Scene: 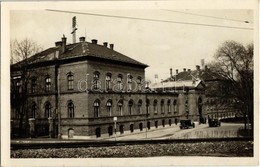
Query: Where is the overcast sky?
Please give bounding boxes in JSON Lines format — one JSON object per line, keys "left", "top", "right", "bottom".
{"left": 10, "top": 7, "right": 253, "bottom": 82}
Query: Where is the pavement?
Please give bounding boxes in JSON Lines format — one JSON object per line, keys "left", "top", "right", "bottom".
{"left": 11, "top": 122, "right": 244, "bottom": 143}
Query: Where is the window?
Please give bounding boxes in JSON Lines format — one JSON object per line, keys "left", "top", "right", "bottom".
{"left": 167, "top": 99, "right": 171, "bottom": 113}
{"left": 173, "top": 100, "right": 177, "bottom": 114}
{"left": 105, "top": 73, "right": 112, "bottom": 91}
{"left": 16, "top": 79, "right": 22, "bottom": 94}
{"left": 31, "top": 78, "right": 37, "bottom": 93}
{"left": 45, "top": 76, "right": 51, "bottom": 92}
{"left": 185, "top": 100, "right": 189, "bottom": 116}
{"left": 161, "top": 99, "right": 165, "bottom": 114}
{"left": 128, "top": 100, "right": 133, "bottom": 115}
{"left": 127, "top": 74, "right": 133, "bottom": 91}
{"left": 31, "top": 102, "right": 37, "bottom": 118}
{"left": 68, "top": 101, "right": 74, "bottom": 118}
{"left": 117, "top": 74, "right": 123, "bottom": 91}
{"left": 146, "top": 99, "right": 150, "bottom": 114}
{"left": 138, "top": 100, "right": 142, "bottom": 114}
{"left": 106, "top": 100, "right": 112, "bottom": 116}
{"left": 93, "top": 71, "right": 100, "bottom": 90}
{"left": 94, "top": 100, "right": 100, "bottom": 117}
{"left": 137, "top": 77, "right": 142, "bottom": 91}
{"left": 45, "top": 102, "right": 52, "bottom": 118}
{"left": 118, "top": 100, "right": 123, "bottom": 116}
{"left": 153, "top": 100, "right": 158, "bottom": 115}
{"left": 67, "top": 73, "right": 74, "bottom": 90}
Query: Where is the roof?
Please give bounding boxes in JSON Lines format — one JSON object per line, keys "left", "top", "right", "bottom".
{"left": 162, "top": 69, "right": 225, "bottom": 83}
{"left": 150, "top": 79, "right": 203, "bottom": 89}
{"left": 12, "top": 41, "right": 148, "bottom": 68}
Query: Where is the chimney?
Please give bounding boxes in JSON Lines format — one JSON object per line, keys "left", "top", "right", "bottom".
{"left": 55, "top": 41, "right": 62, "bottom": 47}
{"left": 183, "top": 68, "right": 186, "bottom": 72}
{"left": 201, "top": 59, "right": 205, "bottom": 69}
{"left": 188, "top": 69, "right": 191, "bottom": 72}
{"left": 91, "top": 39, "right": 98, "bottom": 44}
{"left": 170, "top": 68, "right": 173, "bottom": 77}
{"left": 62, "top": 35, "right": 67, "bottom": 53}
{"left": 110, "top": 44, "right": 114, "bottom": 50}
{"left": 103, "top": 42, "right": 108, "bottom": 47}
{"left": 176, "top": 69, "right": 178, "bottom": 75}
{"left": 205, "top": 65, "right": 208, "bottom": 71}
{"left": 196, "top": 65, "right": 200, "bottom": 71}
{"left": 79, "top": 37, "right": 85, "bottom": 42}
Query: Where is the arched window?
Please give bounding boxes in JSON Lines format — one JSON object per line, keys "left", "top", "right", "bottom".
{"left": 31, "top": 77, "right": 37, "bottom": 93}
{"left": 106, "top": 100, "right": 112, "bottom": 116}
{"left": 127, "top": 74, "right": 133, "bottom": 91}
{"left": 93, "top": 71, "right": 100, "bottom": 90}
{"left": 117, "top": 74, "right": 123, "bottom": 91}
{"left": 167, "top": 99, "right": 171, "bottom": 113}
{"left": 118, "top": 99, "right": 123, "bottom": 116}
{"left": 173, "top": 99, "right": 177, "bottom": 114}
{"left": 31, "top": 102, "right": 37, "bottom": 118}
{"left": 68, "top": 101, "right": 74, "bottom": 118}
{"left": 94, "top": 99, "right": 100, "bottom": 117}
{"left": 45, "top": 76, "right": 51, "bottom": 92}
{"left": 105, "top": 73, "right": 112, "bottom": 91}
{"left": 67, "top": 73, "right": 74, "bottom": 90}
{"left": 137, "top": 76, "right": 142, "bottom": 91}
{"left": 45, "top": 102, "right": 52, "bottom": 118}
{"left": 128, "top": 100, "right": 134, "bottom": 115}
{"left": 161, "top": 99, "right": 165, "bottom": 114}
{"left": 153, "top": 100, "right": 158, "bottom": 115}
{"left": 146, "top": 99, "right": 150, "bottom": 114}
{"left": 138, "top": 99, "right": 142, "bottom": 114}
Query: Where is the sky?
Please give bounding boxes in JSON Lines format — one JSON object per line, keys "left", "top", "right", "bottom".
{"left": 10, "top": 7, "right": 254, "bottom": 82}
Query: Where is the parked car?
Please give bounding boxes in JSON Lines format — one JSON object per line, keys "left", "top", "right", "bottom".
{"left": 179, "top": 119, "right": 195, "bottom": 129}
{"left": 209, "top": 119, "right": 221, "bottom": 127}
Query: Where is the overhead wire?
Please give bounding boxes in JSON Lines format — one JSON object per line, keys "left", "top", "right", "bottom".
{"left": 46, "top": 9, "right": 253, "bottom": 30}
{"left": 161, "top": 9, "right": 252, "bottom": 24}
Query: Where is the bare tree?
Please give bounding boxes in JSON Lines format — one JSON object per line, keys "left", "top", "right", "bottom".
{"left": 208, "top": 40, "right": 253, "bottom": 133}
{"left": 11, "top": 38, "right": 42, "bottom": 137}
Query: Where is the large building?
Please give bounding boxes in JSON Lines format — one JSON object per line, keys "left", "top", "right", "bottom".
{"left": 11, "top": 35, "right": 236, "bottom": 139}
{"left": 11, "top": 36, "right": 181, "bottom": 139}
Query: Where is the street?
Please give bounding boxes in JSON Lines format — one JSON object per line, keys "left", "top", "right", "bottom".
{"left": 109, "top": 122, "right": 243, "bottom": 140}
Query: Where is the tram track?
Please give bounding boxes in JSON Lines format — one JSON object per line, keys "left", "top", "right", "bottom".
{"left": 11, "top": 137, "right": 253, "bottom": 150}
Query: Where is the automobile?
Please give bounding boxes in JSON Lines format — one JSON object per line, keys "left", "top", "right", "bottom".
{"left": 208, "top": 119, "right": 221, "bottom": 127}
{"left": 179, "top": 119, "right": 195, "bottom": 129}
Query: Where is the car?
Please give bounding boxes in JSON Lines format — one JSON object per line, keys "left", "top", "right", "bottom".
{"left": 179, "top": 119, "right": 195, "bottom": 129}
{"left": 208, "top": 119, "right": 221, "bottom": 127}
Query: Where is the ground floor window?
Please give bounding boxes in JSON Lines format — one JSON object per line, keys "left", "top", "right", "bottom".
{"left": 155, "top": 121, "right": 158, "bottom": 128}
{"left": 139, "top": 123, "right": 143, "bottom": 131}
{"left": 96, "top": 127, "right": 101, "bottom": 138}
{"left": 147, "top": 121, "right": 150, "bottom": 130}
{"left": 119, "top": 125, "right": 124, "bottom": 134}
{"left": 162, "top": 119, "right": 165, "bottom": 127}
{"left": 169, "top": 119, "right": 172, "bottom": 126}
{"left": 130, "top": 124, "right": 134, "bottom": 133}
{"left": 108, "top": 126, "right": 113, "bottom": 136}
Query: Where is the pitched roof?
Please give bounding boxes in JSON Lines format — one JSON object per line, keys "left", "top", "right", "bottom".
{"left": 12, "top": 41, "right": 148, "bottom": 68}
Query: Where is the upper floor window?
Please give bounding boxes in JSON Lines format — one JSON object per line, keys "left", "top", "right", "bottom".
{"left": 138, "top": 100, "right": 142, "bottom": 114}
{"left": 106, "top": 100, "right": 112, "bottom": 116}
{"left": 167, "top": 99, "right": 171, "bottom": 113}
{"left": 16, "top": 79, "right": 22, "bottom": 94}
{"left": 105, "top": 73, "right": 112, "bottom": 91}
{"left": 185, "top": 100, "right": 189, "bottom": 115}
{"left": 128, "top": 100, "right": 134, "bottom": 115}
{"left": 153, "top": 99, "right": 158, "bottom": 115}
{"left": 68, "top": 101, "right": 74, "bottom": 118}
{"left": 117, "top": 74, "right": 123, "bottom": 91}
{"left": 146, "top": 99, "right": 150, "bottom": 114}
{"left": 127, "top": 74, "right": 133, "bottom": 91}
{"left": 94, "top": 99, "right": 100, "bottom": 118}
{"left": 161, "top": 99, "right": 165, "bottom": 114}
{"left": 173, "top": 99, "right": 177, "bottom": 113}
{"left": 93, "top": 71, "right": 100, "bottom": 90}
{"left": 67, "top": 73, "right": 74, "bottom": 90}
{"left": 45, "top": 102, "right": 52, "bottom": 118}
{"left": 31, "top": 78, "right": 37, "bottom": 93}
{"left": 45, "top": 76, "right": 51, "bottom": 92}
{"left": 118, "top": 99, "right": 123, "bottom": 116}
{"left": 137, "top": 77, "right": 142, "bottom": 91}
{"left": 31, "top": 102, "right": 37, "bottom": 118}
